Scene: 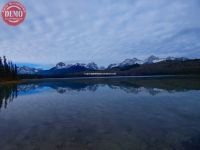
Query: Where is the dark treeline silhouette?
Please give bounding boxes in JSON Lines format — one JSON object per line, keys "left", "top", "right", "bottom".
{"left": 0, "top": 84, "right": 18, "bottom": 110}
{"left": 0, "top": 56, "right": 18, "bottom": 81}
{"left": 109, "top": 59, "right": 200, "bottom": 76}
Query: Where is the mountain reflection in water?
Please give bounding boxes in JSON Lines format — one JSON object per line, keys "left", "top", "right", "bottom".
{"left": 1, "top": 77, "right": 200, "bottom": 110}
{"left": 0, "top": 77, "right": 200, "bottom": 150}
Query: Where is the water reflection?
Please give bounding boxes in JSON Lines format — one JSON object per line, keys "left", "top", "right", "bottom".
{"left": 19, "top": 77, "right": 200, "bottom": 95}
{"left": 1, "top": 77, "right": 200, "bottom": 110}
{"left": 0, "top": 84, "right": 18, "bottom": 110}
{"left": 0, "top": 77, "right": 200, "bottom": 150}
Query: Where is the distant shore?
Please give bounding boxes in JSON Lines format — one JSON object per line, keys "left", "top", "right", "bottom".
{"left": 1, "top": 74, "right": 200, "bottom": 85}
{"left": 0, "top": 80, "right": 21, "bottom": 85}
{"left": 21, "top": 74, "right": 200, "bottom": 82}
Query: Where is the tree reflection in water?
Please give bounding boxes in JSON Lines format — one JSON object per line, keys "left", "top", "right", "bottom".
{"left": 0, "top": 84, "right": 18, "bottom": 110}
{"left": 1, "top": 76, "right": 200, "bottom": 110}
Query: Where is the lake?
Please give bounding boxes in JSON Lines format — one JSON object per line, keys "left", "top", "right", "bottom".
{"left": 0, "top": 77, "right": 200, "bottom": 150}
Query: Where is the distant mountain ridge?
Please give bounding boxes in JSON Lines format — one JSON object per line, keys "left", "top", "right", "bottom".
{"left": 17, "top": 62, "right": 99, "bottom": 74}
{"left": 17, "top": 66, "right": 42, "bottom": 74}
{"left": 52, "top": 62, "right": 98, "bottom": 70}
{"left": 107, "top": 55, "right": 189, "bottom": 69}
{"left": 37, "top": 62, "right": 100, "bottom": 76}
{"left": 17, "top": 55, "right": 194, "bottom": 75}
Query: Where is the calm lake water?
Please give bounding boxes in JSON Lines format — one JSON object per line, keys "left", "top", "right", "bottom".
{"left": 0, "top": 77, "right": 200, "bottom": 150}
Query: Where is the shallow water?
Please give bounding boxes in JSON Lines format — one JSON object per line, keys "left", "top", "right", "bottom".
{"left": 0, "top": 77, "right": 200, "bottom": 150}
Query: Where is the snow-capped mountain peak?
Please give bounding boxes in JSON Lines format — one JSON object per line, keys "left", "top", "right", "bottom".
{"left": 56, "top": 62, "right": 66, "bottom": 69}
{"left": 52, "top": 62, "right": 99, "bottom": 71}
{"left": 74, "top": 63, "right": 86, "bottom": 67}
{"left": 144, "top": 55, "right": 165, "bottom": 64}
{"left": 175, "top": 57, "right": 188, "bottom": 61}
{"left": 107, "top": 64, "right": 118, "bottom": 69}
{"left": 18, "top": 56, "right": 190, "bottom": 75}
{"left": 86, "top": 62, "right": 98, "bottom": 70}
{"left": 17, "top": 66, "right": 42, "bottom": 74}
{"left": 166, "top": 56, "right": 176, "bottom": 61}
{"left": 119, "top": 58, "right": 143, "bottom": 67}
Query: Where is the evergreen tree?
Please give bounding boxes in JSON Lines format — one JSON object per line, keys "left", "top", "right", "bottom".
{"left": 0, "top": 56, "right": 18, "bottom": 81}
{"left": 0, "top": 57, "right": 3, "bottom": 78}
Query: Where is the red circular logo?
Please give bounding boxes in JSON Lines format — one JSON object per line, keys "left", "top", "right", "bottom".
{"left": 1, "top": 1, "right": 26, "bottom": 26}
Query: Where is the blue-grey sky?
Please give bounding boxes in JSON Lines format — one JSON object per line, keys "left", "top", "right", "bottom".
{"left": 0, "top": 0, "right": 200, "bottom": 68}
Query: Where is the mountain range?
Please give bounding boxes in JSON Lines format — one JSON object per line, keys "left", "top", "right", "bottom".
{"left": 17, "top": 55, "right": 197, "bottom": 76}
{"left": 17, "top": 66, "right": 43, "bottom": 74}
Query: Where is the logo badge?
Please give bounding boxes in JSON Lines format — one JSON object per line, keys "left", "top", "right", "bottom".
{"left": 1, "top": 1, "right": 26, "bottom": 26}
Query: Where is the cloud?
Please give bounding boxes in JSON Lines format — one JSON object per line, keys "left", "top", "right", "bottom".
{"left": 0, "top": 0, "right": 200, "bottom": 67}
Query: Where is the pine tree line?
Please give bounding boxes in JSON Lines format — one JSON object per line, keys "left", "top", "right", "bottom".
{"left": 0, "top": 56, "right": 18, "bottom": 81}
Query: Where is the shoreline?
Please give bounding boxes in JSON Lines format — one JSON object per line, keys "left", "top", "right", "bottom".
{"left": 1, "top": 74, "right": 200, "bottom": 84}
{"left": 0, "top": 80, "right": 21, "bottom": 85}
{"left": 21, "top": 74, "right": 200, "bottom": 82}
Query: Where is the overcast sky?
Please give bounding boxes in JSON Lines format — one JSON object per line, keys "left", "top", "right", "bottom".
{"left": 0, "top": 0, "right": 200, "bottom": 68}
